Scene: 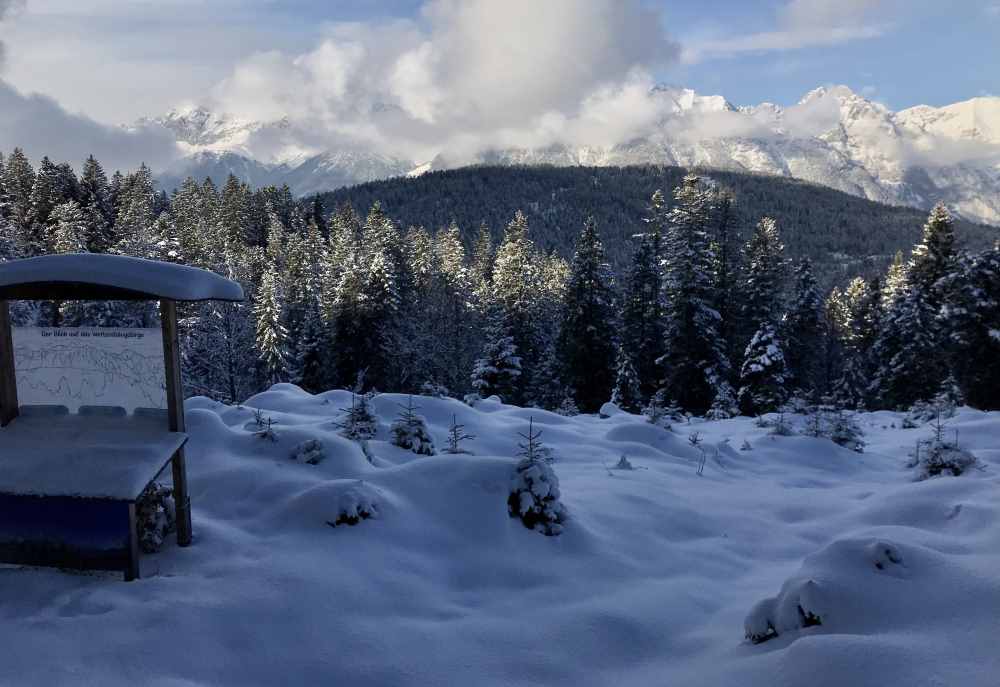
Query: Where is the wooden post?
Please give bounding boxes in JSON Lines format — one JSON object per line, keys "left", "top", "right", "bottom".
{"left": 161, "top": 300, "right": 192, "bottom": 547}
{"left": 0, "top": 300, "right": 19, "bottom": 427}
{"left": 126, "top": 501, "right": 140, "bottom": 581}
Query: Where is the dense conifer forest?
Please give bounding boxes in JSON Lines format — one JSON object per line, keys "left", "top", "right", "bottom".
{"left": 1, "top": 149, "right": 998, "bottom": 414}
{"left": 315, "top": 165, "right": 997, "bottom": 287}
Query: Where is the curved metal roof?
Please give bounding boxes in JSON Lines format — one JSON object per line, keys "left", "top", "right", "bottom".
{"left": 0, "top": 254, "right": 244, "bottom": 302}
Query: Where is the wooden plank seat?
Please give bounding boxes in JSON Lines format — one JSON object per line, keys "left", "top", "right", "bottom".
{"left": 0, "top": 408, "right": 188, "bottom": 580}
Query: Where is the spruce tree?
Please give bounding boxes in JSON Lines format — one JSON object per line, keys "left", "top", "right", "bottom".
{"left": 740, "top": 216, "right": 787, "bottom": 345}
{"left": 621, "top": 219, "right": 664, "bottom": 402}
{"left": 50, "top": 201, "right": 88, "bottom": 254}
{"left": 908, "top": 203, "right": 956, "bottom": 298}
{"left": 557, "top": 217, "right": 616, "bottom": 412}
{"left": 254, "top": 264, "right": 290, "bottom": 386}
{"left": 471, "top": 308, "right": 522, "bottom": 401}
{"left": 658, "top": 175, "right": 731, "bottom": 415}
{"left": 610, "top": 346, "right": 643, "bottom": 413}
{"left": 738, "top": 322, "right": 789, "bottom": 416}
{"left": 938, "top": 245, "right": 1000, "bottom": 409}
{"left": 868, "top": 289, "right": 942, "bottom": 409}
{"left": 2, "top": 148, "right": 34, "bottom": 237}
{"left": 783, "top": 258, "right": 824, "bottom": 396}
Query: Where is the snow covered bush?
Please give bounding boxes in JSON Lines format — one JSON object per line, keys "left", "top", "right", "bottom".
{"left": 419, "top": 381, "right": 450, "bottom": 398}
{"left": 136, "top": 482, "right": 176, "bottom": 553}
{"left": 325, "top": 480, "right": 381, "bottom": 528}
{"left": 507, "top": 418, "right": 566, "bottom": 536}
{"left": 913, "top": 422, "right": 978, "bottom": 479}
{"left": 555, "top": 394, "right": 580, "bottom": 417}
{"left": 336, "top": 393, "right": 378, "bottom": 441}
{"left": 390, "top": 396, "right": 436, "bottom": 455}
{"left": 829, "top": 411, "right": 865, "bottom": 453}
{"left": 291, "top": 438, "right": 324, "bottom": 465}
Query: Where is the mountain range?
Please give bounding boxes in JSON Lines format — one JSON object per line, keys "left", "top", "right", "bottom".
{"left": 144, "top": 85, "right": 1000, "bottom": 225}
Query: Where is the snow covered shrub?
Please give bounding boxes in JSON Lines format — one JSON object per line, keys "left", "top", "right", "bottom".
{"left": 829, "top": 411, "right": 865, "bottom": 453}
{"left": 325, "top": 480, "right": 380, "bottom": 528}
{"left": 769, "top": 412, "right": 795, "bottom": 437}
{"left": 555, "top": 394, "right": 580, "bottom": 417}
{"left": 254, "top": 417, "right": 278, "bottom": 442}
{"left": 643, "top": 391, "right": 677, "bottom": 429}
{"left": 291, "top": 439, "right": 324, "bottom": 465}
{"left": 740, "top": 438, "right": 753, "bottom": 451}
{"left": 136, "top": 482, "right": 176, "bottom": 553}
{"left": 913, "top": 422, "right": 977, "bottom": 478}
{"left": 420, "top": 380, "right": 450, "bottom": 398}
{"left": 336, "top": 393, "right": 377, "bottom": 441}
{"left": 390, "top": 396, "right": 436, "bottom": 455}
{"left": 443, "top": 414, "right": 475, "bottom": 455}
{"left": 613, "top": 454, "right": 634, "bottom": 470}
{"left": 745, "top": 578, "right": 824, "bottom": 645}
{"left": 508, "top": 418, "right": 566, "bottom": 536}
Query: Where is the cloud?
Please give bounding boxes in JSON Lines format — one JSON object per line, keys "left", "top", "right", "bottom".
{"left": 210, "top": 0, "right": 679, "bottom": 163}
{"left": 684, "top": 0, "right": 892, "bottom": 62}
{"left": 0, "top": 0, "right": 26, "bottom": 70}
{"left": 0, "top": 81, "right": 181, "bottom": 172}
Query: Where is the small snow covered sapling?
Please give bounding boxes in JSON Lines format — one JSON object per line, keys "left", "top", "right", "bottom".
{"left": 829, "top": 411, "right": 865, "bottom": 453}
{"left": 615, "top": 454, "right": 634, "bottom": 470}
{"left": 255, "top": 416, "right": 278, "bottom": 442}
{"left": 336, "top": 392, "right": 378, "bottom": 441}
{"left": 769, "top": 412, "right": 794, "bottom": 437}
{"left": 390, "top": 396, "right": 436, "bottom": 455}
{"left": 556, "top": 394, "right": 580, "bottom": 417}
{"left": 508, "top": 417, "right": 567, "bottom": 536}
{"left": 443, "top": 414, "right": 475, "bottom": 455}
{"left": 914, "top": 415, "right": 978, "bottom": 479}
{"left": 643, "top": 391, "right": 672, "bottom": 430}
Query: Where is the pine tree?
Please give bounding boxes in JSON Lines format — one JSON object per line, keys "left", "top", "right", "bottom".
{"left": 783, "top": 258, "right": 825, "bottom": 396}
{"left": 882, "top": 250, "right": 908, "bottom": 310}
{"left": 489, "top": 210, "right": 542, "bottom": 404}
{"left": 610, "top": 345, "right": 643, "bottom": 413}
{"left": 740, "top": 216, "right": 788, "bottom": 345}
{"left": 908, "top": 203, "right": 956, "bottom": 297}
{"left": 2, "top": 148, "right": 34, "bottom": 232}
{"left": 254, "top": 264, "right": 290, "bottom": 386}
{"left": 471, "top": 308, "right": 522, "bottom": 401}
{"left": 738, "top": 322, "right": 789, "bottom": 416}
{"left": 390, "top": 396, "right": 436, "bottom": 455}
{"left": 557, "top": 217, "right": 616, "bottom": 412}
{"left": 27, "top": 156, "right": 63, "bottom": 253}
{"left": 938, "top": 245, "right": 1000, "bottom": 409}
{"left": 868, "top": 289, "right": 942, "bottom": 409}
{"left": 658, "top": 175, "right": 732, "bottom": 415}
{"left": 621, "top": 208, "right": 664, "bottom": 402}
{"left": 50, "top": 201, "right": 88, "bottom": 253}
{"left": 114, "top": 164, "right": 156, "bottom": 255}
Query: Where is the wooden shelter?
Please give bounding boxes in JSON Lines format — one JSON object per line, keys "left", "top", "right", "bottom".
{"left": 0, "top": 254, "right": 243, "bottom": 580}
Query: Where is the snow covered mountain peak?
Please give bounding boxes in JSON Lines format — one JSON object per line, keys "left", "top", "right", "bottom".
{"left": 150, "top": 86, "right": 1000, "bottom": 226}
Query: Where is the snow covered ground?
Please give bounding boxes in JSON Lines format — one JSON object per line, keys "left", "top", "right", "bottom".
{"left": 1, "top": 387, "right": 998, "bottom": 686}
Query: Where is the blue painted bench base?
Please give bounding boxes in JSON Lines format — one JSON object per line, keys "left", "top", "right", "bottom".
{"left": 0, "top": 493, "right": 139, "bottom": 580}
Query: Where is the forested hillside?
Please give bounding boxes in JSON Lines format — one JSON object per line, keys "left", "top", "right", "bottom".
{"left": 315, "top": 165, "right": 997, "bottom": 286}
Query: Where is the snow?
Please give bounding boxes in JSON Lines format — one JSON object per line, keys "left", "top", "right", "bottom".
{"left": 0, "top": 412, "right": 185, "bottom": 499}
{"left": 1, "top": 387, "right": 999, "bottom": 685}
{"left": 0, "top": 254, "right": 244, "bottom": 302}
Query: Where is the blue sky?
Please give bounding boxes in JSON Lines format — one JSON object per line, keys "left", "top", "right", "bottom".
{"left": 238, "top": 0, "right": 999, "bottom": 110}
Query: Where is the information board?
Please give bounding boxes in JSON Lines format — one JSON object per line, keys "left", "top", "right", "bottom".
{"left": 12, "top": 327, "right": 166, "bottom": 412}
